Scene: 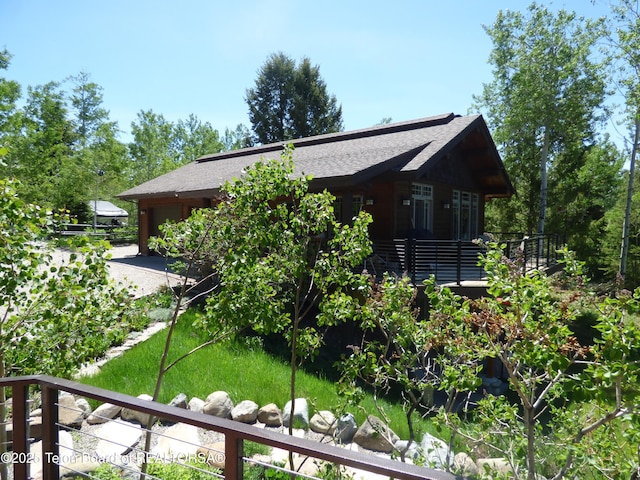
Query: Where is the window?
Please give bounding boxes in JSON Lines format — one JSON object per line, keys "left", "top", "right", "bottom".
{"left": 333, "top": 196, "right": 343, "bottom": 221}
{"left": 411, "top": 184, "right": 433, "bottom": 234}
{"left": 452, "top": 190, "right": 479, "bottom": 240}
{"left": 352, "top": 195, "right": 363, "bottom": 218}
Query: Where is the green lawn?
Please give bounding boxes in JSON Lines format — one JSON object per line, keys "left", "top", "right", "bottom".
{"left": 79, "top": 309, "right": 435, "bottom": 440}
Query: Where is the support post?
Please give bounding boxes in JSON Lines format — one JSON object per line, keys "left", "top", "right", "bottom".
{"left": 41, "top": 386, "right": 59, "bottom": 480}
{"left": 224, "top": 433, "right": 244, "bottom": 480}
{"left": 10, "top": 384, "right": 29, "bottom": 480}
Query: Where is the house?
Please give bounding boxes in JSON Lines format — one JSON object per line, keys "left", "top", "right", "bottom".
{"left": 118, "top": 113, "right": 515, "bottom": 279}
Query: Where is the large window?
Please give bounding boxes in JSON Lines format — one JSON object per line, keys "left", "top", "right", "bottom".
{"left": 452, "top": 190, "right": 479, "bottom": 240}
{"left": 412, "top": 184, "right": 433, "bottom": 234}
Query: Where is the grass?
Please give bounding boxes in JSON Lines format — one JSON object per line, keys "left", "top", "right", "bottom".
{"left": 79, "top": 309, "right": 435, "bottom": 440}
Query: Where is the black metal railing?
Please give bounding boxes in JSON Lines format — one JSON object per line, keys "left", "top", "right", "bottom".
{"left": 367, "top": 234, "right": 562, "bottom": 286}
{"left": 0, "top": 375, "right": 461, "bottom": 480}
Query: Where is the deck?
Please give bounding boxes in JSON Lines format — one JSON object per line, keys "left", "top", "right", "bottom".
{"left": 366, "top": 234, "right": 562, "bottom": 287}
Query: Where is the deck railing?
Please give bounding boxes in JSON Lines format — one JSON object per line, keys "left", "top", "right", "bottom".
{"left": 0, "top": 375, "right": 461, "bottom": 480}
{"left": 368, "top": 234, "right": 562, "bottom": 285}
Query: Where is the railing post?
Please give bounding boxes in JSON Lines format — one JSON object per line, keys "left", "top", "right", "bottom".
{"left": 406, "top": 238, "right": 415, "bottom": 284}
{"left": 224, "top": 432, "right": 244, "bottom": 480}
{"left": 41, "top": 385, "right": 59, "bottom": 480}
{"left": 456, "top": 240, "right": 462, "bottom": 286}
{"left": 10, "top": 383, "right": 29, "bottom": 480}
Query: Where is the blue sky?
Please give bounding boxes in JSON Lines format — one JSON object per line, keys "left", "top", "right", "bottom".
{"left": 1, "top": 1, "right": 615, "bottom": 142}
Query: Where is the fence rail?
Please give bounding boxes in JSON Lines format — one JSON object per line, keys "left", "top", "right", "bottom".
{"left": 53, "top": 223, "right": 138, "bottom": 243}
{"left": 0, "top": 375, "right": 460, "bottom": 480}
{"left": 368, "top": 234, "right": 562, "bottom": 285}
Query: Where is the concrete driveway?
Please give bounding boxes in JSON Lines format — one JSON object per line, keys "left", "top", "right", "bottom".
{"left": 106, "top": 244, "right": 183, "bottom": 297}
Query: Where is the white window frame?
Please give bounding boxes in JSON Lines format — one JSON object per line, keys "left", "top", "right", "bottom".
{"left": 452, "top": 190, "right": 479, "bottom": 240}
{"left": 411, "top": 183, "right": 433, "bottom": 234}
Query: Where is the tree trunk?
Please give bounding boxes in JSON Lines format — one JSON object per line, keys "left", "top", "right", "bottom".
{"left": 537, "top": 127, "right": 550, "bottom": 237}
{"left": 288, "top": 312, "right": 299, "bottom": 473}
{"left": 0, "top": 355, "right": 7, "bottom": 480}
{"left": 620, "top": 116, "right": 640, "bottom": 279}
{"left": 524, "top": 407, "right": 537, "bottom": 480}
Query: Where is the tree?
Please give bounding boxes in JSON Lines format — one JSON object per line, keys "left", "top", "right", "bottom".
{"left": 140, "top": 148, "right": 371, "bottom": 473}
{"left": 221, "top": 123, "right": 253, "bottom": 151}
{"left": 475, "top": 3, "right": 609, "bottom": 236}
{"left": 546, "top": 141, "right": 624, "bottom": 278}
{"left": 171, "top": 114, "right": 224, "bottom": 163}
{"left": 128, "top": 109, "right": 174, "bottom": 184}
{"left": 129, "top": 111, "right": 226, "bottom": 186}
{"left": 338, "top": 273, "right": 460, "bottom": 465}
{"left": 69, "top": 71, "right": 110, "bottom": 149}
{"left": 137, "top": 208, "right": 237, "bottom": 479}
{"left": 205, "top": 147, "right": 371, "bottom": 467}
{"left": 424, "top": 243, "right": 640, "bottom": 479}
{"left": 610, "top": 0, "right": 640, "bottom": 284}
{"left": 0, "top": 174, "right": 132, "bottom": 480}
{"left": 10, "top": 81, "right": 76, "bottom": 207}
{"left": 0, "top": 49, "right": 21, "bottom": 151}
{"left": 291, "top": 57, "right": 344, "bottom": 138}
{"left": 66, "top": 72, "right": 129, "bottom": 221}
{"left": 246, "top": 52, "right": 343, "bottom": 144}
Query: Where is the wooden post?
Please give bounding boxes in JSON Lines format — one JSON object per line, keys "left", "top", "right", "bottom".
{"left": 224, "top": 433, "right": 244, "bottom": 480}
{"left": 40, "top": 385, "right": 59, "bottom": 480}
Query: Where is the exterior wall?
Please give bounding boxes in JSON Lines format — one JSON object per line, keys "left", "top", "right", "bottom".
{"left": 138, "top": 197, "right": 210, "bottom": 255}
{"left": 135, "top": 177, "right": 487, "bottom": 253}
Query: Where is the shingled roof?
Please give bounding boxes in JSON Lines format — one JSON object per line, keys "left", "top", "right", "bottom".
{"left": 118, "top": 113, "right": 513, "bottom": 200}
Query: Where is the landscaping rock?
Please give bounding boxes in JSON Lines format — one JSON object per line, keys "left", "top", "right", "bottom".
{"left": 231, "top": 400, "right": 259, "bottom": 423}
{"left": 257, "top": 403, "right": 282, "bottom": 426}
{"left": 121, "top": 394, "right": 155, "bottom": 426}
{"left": 353, "top": 415, "right": 398, "bottom": 453}
{"left": 95, "top": 420, "right": 143, "bottom": 459}
{"left": 334, "top": 413, "right": 357, "bottom": 444}
{"left": 476, "top": 458, "right": 513, "bottom": 476}
{"left": 188, "top": 397, "right": 205, "bottom": 413}
{"left": 454, "top": 452, "right": 479, "bottom": 476}
{"left": 75, "top": 398, "right": 92, "bottom": 417}
{"left": 282, "top": 398, "right": 309, "bottom": 428}
{"left": 421, "top": 432, "right": 453, "bottom": 469}
{"left": 310, "top": 410, "right": 337, "bottom": 435}
{"left": 152, "top": 423, "right": 200, "bottom": 459}
{"left": 203, "top": 391, "right": 233, "bottom": 418}
{"left": 169, "top": 392, "right": 188, "bottom": 410}
{"left": 57, "top": 395, "right": 84, "bottom": 428}
{"left": 394, "top": 439, "right": 422, "bottom": 461}
{"left": 31, "top": 431, "right": 74, "bottom": 480}
{"left": 198, "top": 442, "right": 226, "bottom": 470}
{"left": 86, "top": 402, "right": 121, "bottom": 425}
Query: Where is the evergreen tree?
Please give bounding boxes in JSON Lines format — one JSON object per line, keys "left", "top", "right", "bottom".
{"left": 246, "top": 52, "right": 343, "bottom": 144}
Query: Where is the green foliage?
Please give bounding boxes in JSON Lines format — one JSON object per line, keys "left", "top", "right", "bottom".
{"left": 203, "top": 147, "right": 372, "bottom": 419}
{"left": 222, "top": 123, "right": 254, "bottom": 150}
{"left": 476, "top": 2, "right": 610, "bottom": 236}
{"left": 425, "top": 241, "right": 640, "bottom": 479}
{"left": 546, "top": 141, "right": 624, "bottom": 278}
{"left": 91, "top": 463, "right": 124, "bottom": 479}
{"left": 337, "top": 273, "right": 444, "bottom": 452}
{"left": 0, "top": 176, "right": 133, "bottom": 377}
{"left": 147, "top": 459, "right": 221, "bottom": 479}
{"left": 245, "top": 52, "right": 343, "bottom": 144}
